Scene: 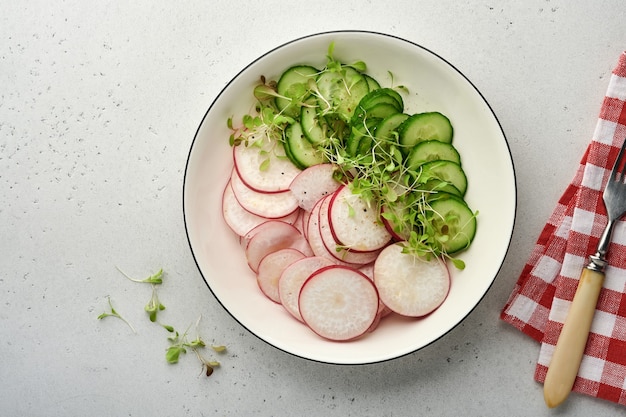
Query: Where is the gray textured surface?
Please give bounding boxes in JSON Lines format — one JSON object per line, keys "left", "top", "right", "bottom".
{"left": 2, "top": 1, "right": 626, "bottom": 416}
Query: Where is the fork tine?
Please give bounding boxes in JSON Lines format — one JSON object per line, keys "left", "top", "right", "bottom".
{"left": 611, "top": 139, "right": 626, "bottom": 182}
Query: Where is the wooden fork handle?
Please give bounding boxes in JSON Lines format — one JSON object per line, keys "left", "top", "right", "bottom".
{"left": 543, "top": 268, "right": 604, "bottom": 408}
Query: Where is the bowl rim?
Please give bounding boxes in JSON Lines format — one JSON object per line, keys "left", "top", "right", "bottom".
{"left": 182, "top": 29, "right": 517, "bottom": 364}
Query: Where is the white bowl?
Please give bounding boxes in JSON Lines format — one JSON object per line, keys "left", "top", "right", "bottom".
{"left": 183, "top": 31, "right": 516, "bottom": 364}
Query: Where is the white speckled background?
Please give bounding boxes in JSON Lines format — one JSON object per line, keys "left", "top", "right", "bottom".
{"left": 1, "top": 1, "right": 625, "bottom": 416}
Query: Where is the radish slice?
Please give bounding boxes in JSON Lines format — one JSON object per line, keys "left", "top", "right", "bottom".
{"left": 373, "top": 243, "right": 450, "bottom": 317}
{"left": 222, "top": 181, "right": 266, "bottom": 237}
{"left": 289, "top": 163, "right": 342, "bottom": 211}
{"left": 245, "top": 221, "right": 312, "bottom": 272}
{"left": 306, "top": 197, "right": 355, "bottom": 267}
{"left": 230, "top": 169, "right": 299, "bottom": 219}
{"left": 279, "top": 256, "right": 334, "bottom": 322}
{"left": 365, "top": 303, "right": 394, "bottom": 333}
{"left": 238, "top": 211, "right": 300, "bottom": 249}
{"left": 256, "top": 248, "right": 306, "bottom": 303}
{"left": 305, "top": 198, "right": 338, "bottom": 262}
{"left": 358, "top": 263, "right": 375, "bottom": 280}
{"left": 291, "top": 209, "right": 309, "bottom": 239}
{"left": 328, "top": 186, "right": 392, "bottom": 252}
{"left": 299, "top": 265, "right": 379, "bottom": 341}
{"left": 318, "top": 194, "right": 380, "bottom": 265}
{"left": 300, "top": 209, "right": 312, "bottom": 240}
{"left": 233, "top": 140, "right": 301, "bottom": 193}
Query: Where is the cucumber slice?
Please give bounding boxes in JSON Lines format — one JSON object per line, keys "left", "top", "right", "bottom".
{"left": 363, "top": 74, "right": 381, "bottom": 92}
{"left": 399, "top": 112, "right": 453, "bottom": 153}
{"left": 374, "top": 113, "right": 409, "bottom": 142}
{"left": 346, "top": 118, "right": 380, "bottom": 157}
{"left": 300, "top": 105, "right": 328, "bottom": 145}
{"left": 360, "top": 88, "right": 404, "bottom": 112}
{"left": 316, "top": 66, "right": 370, "bottom": 122}
{"left": 418, "top": 179, "right": 462, "bottom": 197}
{"left": 418, "top": 160, "right": 467, "bottom": 195}
{"left": 356, "top": 88, "right": 403, "bottom": 112}
{"left": 406, "top": 140, "right": 461, "bottom": 169}
{"left": 352, "top": 88, "right": 404, "bottom": 125}
{"left": 354, "top": 102, "right": 399, "bottom": 123}
{"left": 284, "top": 122, "right": 325, "bottom": 169}
{"left": 427, "top": 194, "right": 476, "bottom": 254}
{"left": 275, "top": 65, "right": 319, "bottom": 118}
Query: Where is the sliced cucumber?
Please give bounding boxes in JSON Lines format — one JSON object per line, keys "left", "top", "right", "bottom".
{"left": 275, "top": 65, "right": 319, "bottom": 118}
{"left": 374, "top": 113, "right": 409, "bottom": 142}
{"left": 356, "top": 102, "right": 399, "bottom": 123}
{"left": 284, "top": 122, "right": 325, "bottom": 169}
{"left": 427, "top": 194, "right": 476, "bottom": 254}
{"left": 398, "top": 112, "right": 453, "bottom": 154}
{"left": 363, "top": 74, "right": 381, "bottom": 92}
{"left": 418, "top": 160, "right": 467, "bottom": 195}
{"left": 346, "top": 118, "right": 380, "bottom": 157}
{"left": 359, "top": 88, "right": 404, "bottom": 112}
{"left": 352, "top": 88, "right": 403, "bottom": 125}
{"left": 418, "top": 179, "right": 462, "bottom": 197}
{"left": 316, "top": 66, "right": 370, "bottom": 122}
{"left": 300, "top": 105, "right": 327, "bottom": 145}
{"left": 406, "top": 140, "right": 461, "bottom": 169}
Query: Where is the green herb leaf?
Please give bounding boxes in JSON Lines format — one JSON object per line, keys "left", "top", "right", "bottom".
{"left": 116, "top": 267, "right": 163, "bottom": 285}
{"left": 259, "top": 158, "right": 270, "bottom": 172}
{"left": 450, "top": 257, "right": 466, "bottom": 270}
{"left": 97, "top": 296, "right": 136, "bottom": 333}
{"left": 166, "top": 346, "right": 186, "bottom": 364}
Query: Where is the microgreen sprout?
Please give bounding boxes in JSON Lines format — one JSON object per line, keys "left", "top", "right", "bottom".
{"left": 145, "top": 285, "right": 166, "bottom": 322}
{"left": 165, "top": 316, "right": 227, "bottom": 377}
{"left": 115, "top": 266, "right": 164, "bottom": 284}
{"left": 100, "top": 266, "right": 228, "bottom": 377}
{"left": 97, "top": 296, "right": 136, "bottom": 333}
{"left": 115, "top": 266, "right": 167, "bottom": 322}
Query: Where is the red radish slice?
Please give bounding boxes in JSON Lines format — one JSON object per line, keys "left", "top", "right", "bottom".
{"left": 245, "top": 221, "right": 312, "bottom": 272}
{"left": 366, "top": 308, "right": 384, "bottom": 334}
{"left": 300, "top": 209, "right": 312, "bottom": 240}
{"left": 318, "top": 195, "right": 380, "bottom": 266}
{"left": 223, "top": 181, "right": 297, "bottom": 237}
{"left": 278, "top": 256, "right": 334, "bottom": 322}
{"left": 238, "top": 209, "right": 300, "bottom": 249}
{"left": 328, "top": 186, "right": 392, "bottom": 252}
{"left": 358, "top": 263, "right": 391, "bottom": 332}
{"left": 233, "top": 140, "right": 301, "bottom": 193}
{"left": 373, "top": 243, "right": 450, "bottom": 317}
{"left": 365, "top": 303, "right": 394, "bottom": 333}
{"left": 289, "top": 163, "right": 342, "bottom": 211}
{"left": 299, "top": 265, "right": 379, "bottom": 341}
{"left": 358, "top": 263, "right": 375, "bottom": 280}
{"left": 256, "top": 248, "right": 306, "bottom": 303}
{"left": 230, "top": 169, "right": 299, "bottom": 219}
{"left": 305, "top": 198, "right": 337, "bottom": 262}
{"left": 306, "top": 197, "right": 355, "bottom": 267}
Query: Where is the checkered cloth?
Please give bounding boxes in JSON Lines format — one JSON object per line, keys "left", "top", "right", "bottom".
{"left": 501, "top": 51, "right": 626, "bottom": 406}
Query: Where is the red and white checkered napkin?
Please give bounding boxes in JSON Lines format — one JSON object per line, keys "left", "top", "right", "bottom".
{"left": 501, "top": 51, "right": 626, "bottom": 405}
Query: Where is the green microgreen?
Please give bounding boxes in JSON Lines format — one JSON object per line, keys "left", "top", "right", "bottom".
{"left": 145, "top": 285, "right": 166, "bottom": 322}
{"left": 115, "top": 266, "right": 167, "bottom": 322}
{"left": 165, "top": 316, "right": 227, "bottom": 377}
{"left": 116, "top": 266, "right": 163, "bottom": 284}
{"left": 99, "top": 267, "right": 227, "bottom": 377}
{"left": 387, "top": 71, "right": 409, "bottom": 94}
{"left": 97, "top": 296, "right": 136, "bottom": 333}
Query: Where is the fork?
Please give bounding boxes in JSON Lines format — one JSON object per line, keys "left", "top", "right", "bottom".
{"left": 543, "top": 139, "right": 626, "bottom": 408}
